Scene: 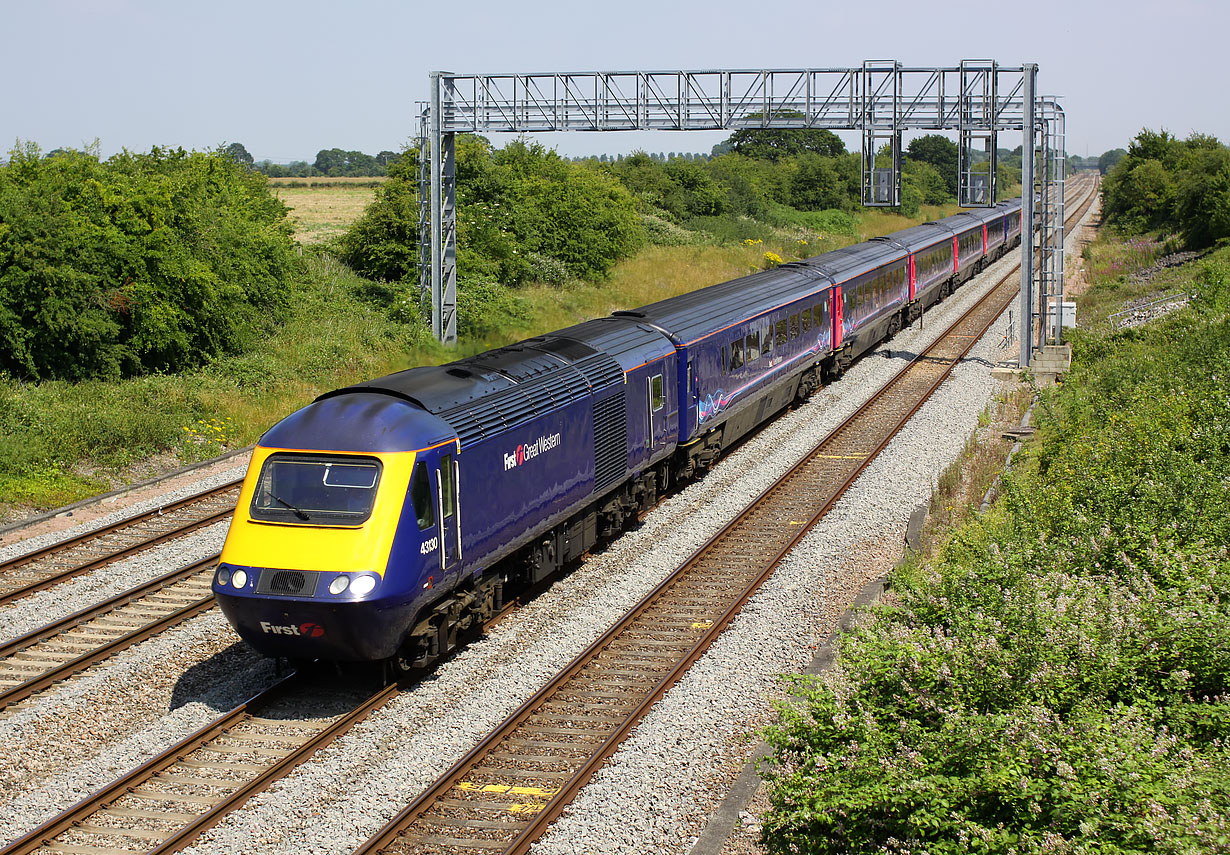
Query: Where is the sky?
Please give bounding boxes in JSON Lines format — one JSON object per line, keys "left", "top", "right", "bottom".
{"left": 3, "top": 0, "right": 1227, "bottom": 164}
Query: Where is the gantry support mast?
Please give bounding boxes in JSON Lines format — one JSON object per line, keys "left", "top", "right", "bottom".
{"left": 416, "top": 62, "right": 1064, "bottom": 366}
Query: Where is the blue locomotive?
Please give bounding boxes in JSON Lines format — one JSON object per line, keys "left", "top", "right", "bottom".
{"left": 213, "top": 199, "right": 1022, "bottom": 671}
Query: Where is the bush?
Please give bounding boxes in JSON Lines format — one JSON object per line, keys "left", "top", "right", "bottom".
{"left": 0, "top": 143, "right": 298, "bottom": 381}
{"left": 1102, "top": 128, "right": 1230, "bottom": 246}
{"left": 336, "top": 138, "right": 644, "bottom": 291}
{"left": 761, "top": 243, "right": 1230, "bottom": 854}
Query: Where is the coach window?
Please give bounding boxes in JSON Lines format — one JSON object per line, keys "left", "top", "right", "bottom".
{"left": 650, "top": 374, "right": 665, "bottom": 412}
{"left": 729, "top": 338, "right": 744, "bottom": 371}
{"left": 775, "top": 320, "right": 788, "bottom": 348}
{"left": 789, "top": 314, "right": 799, "bottom": 340}
{"left": 801, "top": 307, "right": 812, "bottom": 333}
{"left": 410, "top": 461, "right": 434, "bottom": 530}
{"left": 746, "top": 331, "right": 760, "bottom": 361}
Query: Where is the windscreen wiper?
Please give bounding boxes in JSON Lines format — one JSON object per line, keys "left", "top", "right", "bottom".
{"left": 270, "top": 492, "right": 310, "bottom": 521}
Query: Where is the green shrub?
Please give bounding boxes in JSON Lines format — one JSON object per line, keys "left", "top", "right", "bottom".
{"left": 0, "top": 143, "right": 298, "bottom": 381}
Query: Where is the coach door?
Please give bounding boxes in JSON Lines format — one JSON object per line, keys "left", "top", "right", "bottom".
{"left": 646, "top": 357, "right": 677, "bottom": 459}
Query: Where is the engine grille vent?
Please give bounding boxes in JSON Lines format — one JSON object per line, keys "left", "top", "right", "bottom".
{"left": 255, "top": 569, "right": 319, "bottom": 597}
{"left": 592, "top": 390, "right": 627, "bottom": 493}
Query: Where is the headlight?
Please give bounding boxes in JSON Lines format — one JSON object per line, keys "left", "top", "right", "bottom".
{"left": 329, "top": 575, "right": 350, "bottom": 595}
{"left": 216, "top": 567, "right": 232, "bottom": 586}
{"left": 231, "top": 569, "right": 248, "bottom": 588}
{"left": 350, "top": 575, "right": 377, "bottom": 597}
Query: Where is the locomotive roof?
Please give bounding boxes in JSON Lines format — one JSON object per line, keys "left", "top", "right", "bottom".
{"left": 261, "top": 392, "right": 456, "bottom": 453}
{"left": 320, "top": 334, "right": 625, "bottom": 448}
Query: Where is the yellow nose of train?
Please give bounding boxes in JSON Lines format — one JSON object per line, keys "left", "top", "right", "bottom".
{"left": 213, "top": 392, "right": 457, "bottom": 661}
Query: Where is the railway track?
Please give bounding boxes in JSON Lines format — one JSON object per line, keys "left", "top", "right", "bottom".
{"left": 0, "top": 180, "right": 1096, "bottom": 854}
{"left": 0, "top": 556, "right": 218, "bottom": 712}
{"left": 0, "top": 480, "right": 241, "bottom": 609}
{"left": 349, "top": 179, "right": 1099, "bottom": 855}
{"left": 1, "top": 673, "right": 397, "bottom": 855}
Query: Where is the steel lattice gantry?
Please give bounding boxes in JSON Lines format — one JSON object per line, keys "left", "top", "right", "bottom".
{"left": 417, "top": 62, "right": 1065, "bottom": 366}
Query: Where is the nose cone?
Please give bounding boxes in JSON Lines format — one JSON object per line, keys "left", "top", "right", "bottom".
{"left": 215, "top": 590, "right": 416, "bottom": 661}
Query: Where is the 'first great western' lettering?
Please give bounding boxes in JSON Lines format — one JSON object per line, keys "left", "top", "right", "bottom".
{"left": 503, "top": 432, "right": 563, "bottom": 471}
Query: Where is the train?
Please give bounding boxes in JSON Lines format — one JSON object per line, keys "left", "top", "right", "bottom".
{"left": 212, "top": 198, "right": 1023, "bottom": 673}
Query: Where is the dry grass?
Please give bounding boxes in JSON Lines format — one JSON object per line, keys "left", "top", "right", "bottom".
{"left": 273, "top": 184, "right": 379, "bottom": 244}
{"left": 856, "top": 205, "right": 958, "bottom": 241}
{"left": 266, "top": 176, "right": 388, "bottom": 187}
{"left": 920, "top": 386, "right": 1034, "bottom": 553}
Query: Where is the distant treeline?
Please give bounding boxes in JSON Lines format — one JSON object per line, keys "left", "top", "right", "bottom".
{"left": 223, "top": 142, "right": 402, "bottom": 178}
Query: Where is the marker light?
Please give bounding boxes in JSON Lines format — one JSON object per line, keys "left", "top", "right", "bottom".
{"left": 216, "top": 567, "right": 232, "bottom": 586}
{"left": 329, "top": 576, "right": 350, "bottom": 595}
{"left": 350, "top": 575, "right": 377, "bottom": 597}
{"left": 231, "top": 569, "right": 248, "bottom": 588}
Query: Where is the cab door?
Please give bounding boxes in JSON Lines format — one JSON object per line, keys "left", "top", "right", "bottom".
{"left": 433, "top": 449, "right": 462, "bottom": 578}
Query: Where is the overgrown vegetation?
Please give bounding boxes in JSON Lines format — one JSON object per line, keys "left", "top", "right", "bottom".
{"left": 760, "top": 204, "right": 1230, "bottom": 852}
{"left": 0, "top": 143, "right": 298, "bottom": 381}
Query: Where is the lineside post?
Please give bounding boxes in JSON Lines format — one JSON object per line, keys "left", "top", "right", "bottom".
{"left": 430, "top": 73, "right": 443, "bottom": 342}
{"left": 430, "top": 73, "right": 459, "bottom": 345}
{"left": 1019, "top": 64, "right": 1036, "bottom": 368}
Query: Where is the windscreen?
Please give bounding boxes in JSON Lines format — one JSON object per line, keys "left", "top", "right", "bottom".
{"left": 249, "top": 454, "right": 382, "bottom": 525}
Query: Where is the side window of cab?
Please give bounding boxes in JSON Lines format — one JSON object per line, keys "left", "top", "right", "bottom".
{"left": 409, "top": 461, "right": 434, "bottom": 530}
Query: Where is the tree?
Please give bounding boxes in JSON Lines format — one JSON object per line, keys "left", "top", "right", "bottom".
{"left": 902, "top": 159, "right": 949, "bottom": 206}
{"left": 223, "top": 141, "right": 254, "bottom": 167}
{"left": 1097, "top": 148, "right": 1127, "bottom": 174}
{"left": 725, "top": 112, "right": 845, "bottom": 162}
{"left": 1173, "top": 143, "right": 1230, "bottom": 246}
{"left": 0, "top": 144, "right": 296, "bottom": 380}
{"left": 788, "top": 153, "right": 847, "bottom": 211}
{"left": 905, "top": 134, "right": 958, "bottom": 198}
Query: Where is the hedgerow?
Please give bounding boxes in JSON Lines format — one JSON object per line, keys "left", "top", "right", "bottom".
{"left": 0, "top": 143, "right": 298, "bottom": 381}
{"left": 761, "top": 246, "right": 1230, "bottom": 854}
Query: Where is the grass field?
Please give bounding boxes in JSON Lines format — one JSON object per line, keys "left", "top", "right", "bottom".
{"left": 268, "top": 178, "right": 383, "bottom": 244}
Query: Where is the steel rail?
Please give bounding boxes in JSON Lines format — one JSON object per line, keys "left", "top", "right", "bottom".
{"left": 0, "top": 555, "right": 219, "bottom": 711}
{"left": 354, "top": 177, "right": 1099, "bottom": 855}
{"left": 0, "top": 479, "right": 241, "bottom": 608}
{"left": 0, "top": 674, "right": 400, "bottom": 855}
